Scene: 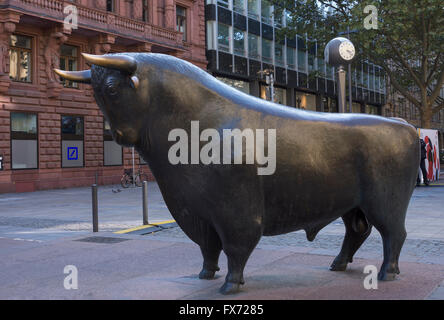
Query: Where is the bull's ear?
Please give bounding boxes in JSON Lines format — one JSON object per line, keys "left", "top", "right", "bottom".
{"left": 130, "top": 76, "right": 139, "bottom": 89}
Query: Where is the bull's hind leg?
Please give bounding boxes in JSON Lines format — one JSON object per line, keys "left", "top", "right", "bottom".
{"left": 330, "top": 209, "right": 372, "bottom": 271}
{"left": 365, "top": 203, "right": 408, "bottom": 281}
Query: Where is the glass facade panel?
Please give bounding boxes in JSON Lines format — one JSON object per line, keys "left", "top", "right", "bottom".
{"left": 326, "top": 64, "right": 333, "bottom": 80}
{"left": 317, "top": 57, "right": 325, "bottom": 77}
{"left": 233, "top": 28, "right": 245, "bottom": 56}
{"left": 248, "top": 33, "right": 260, "bottom": 60}
{"left": 262, "top": 38, "right": 272, "bottom": 63}
{"left": 369, "top": 65, "right": 374, "bottom": 90}
{"left": 248, "top": 0, "right": 259, "bottom": 19}
{"left": 286, "top": 47, "right": 295, "bottom": 69}
{"left": 297, "top": 48, "right": 306, "bottom": 72}
{"left": 233, "top": 0, "right": 245, "bottom": 14}
{"left": 261, "top": 1, "right": 272, "bottom": 25}
{"left": 218, "top": 23, "right": 230, "bottom": 52}
{"left": 275, "top": 43, "right": 284, "bottom": 66}
{"left": 217, "top": 0, "right": 229, "bottom": 8}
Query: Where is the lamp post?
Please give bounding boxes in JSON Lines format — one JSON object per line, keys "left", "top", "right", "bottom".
{"left": 257, "top": 69, "right": 275, "bottom": 102}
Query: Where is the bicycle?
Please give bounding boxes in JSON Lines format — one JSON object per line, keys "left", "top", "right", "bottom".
{"left": 120, "top": 167, "right": 149, "bottom": 188}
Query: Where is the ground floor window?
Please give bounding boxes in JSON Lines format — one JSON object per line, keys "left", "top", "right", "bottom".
{"left": 11, "top": 112, "right": 38, "bottom": 169}
{"left": 352, "top": 102, "right": 362, "bottom": 113}
{"left": 103, "top": 121, "right": 123, "bottom": 166}
{"left": 216, "top": 77, "right": 250, "bottom": 95}
{"left": 366, "top": 104, "right": 379, "bottom": 115}
{"left": 295, "top": 91, "right": 317, "bottom": 111}
{"left": 274, "top": 87, "right": 287, "bottom": 105}
{"left": 61, "top": 115, "right": 84, "bottom": 168}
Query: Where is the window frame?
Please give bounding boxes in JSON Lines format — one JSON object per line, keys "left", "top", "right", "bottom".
{"left": 9, "top": 34, "right": 33, "bottom": 84}
{"left": 233, "top": 27, "right": 246, "bottom": 57}
{"left": 10, "top": 112, "right": 38, "bottom": 170}
{"left": 142, "top": 0, "right": 149, "bottom": 22}
{"left": 176, "top": 5, "right": 188, "bottom": 42}
{"left": 59, "top": 44, "right": 79, "bottom": 89}
{"left": 103, "top": 120, "right": 123, "bottom": 167}
{"left": 106, "top": 0, "right": 115, "bottom": 12}
{"left": 217, "top": 22, "right": 231, "bottom": 53}
{"left": 61, "top": 115, "right": 85, "bottom": 168}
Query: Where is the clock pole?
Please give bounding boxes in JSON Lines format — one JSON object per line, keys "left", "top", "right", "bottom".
{"left": 337, "top": 65, "right": 347, "bottom": 113}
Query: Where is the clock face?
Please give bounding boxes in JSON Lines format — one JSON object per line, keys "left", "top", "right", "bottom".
{"left": 339, "top": 41, "right": 355, "bottom": 61}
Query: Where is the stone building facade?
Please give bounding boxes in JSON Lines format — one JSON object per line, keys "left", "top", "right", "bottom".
{"left": 0, "top": 0, "right": 206, "bottom": 193}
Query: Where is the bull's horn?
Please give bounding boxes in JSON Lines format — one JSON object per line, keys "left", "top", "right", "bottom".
{"left": 53, "top": 69, "right": 91, "bottom": 83}
{"left": 82, "top": 53, "right": 137, "bottom": 74}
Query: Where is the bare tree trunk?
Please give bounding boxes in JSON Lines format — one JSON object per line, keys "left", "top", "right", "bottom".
{"left": 420, "top": 104, "right": 433, "bottom": 128}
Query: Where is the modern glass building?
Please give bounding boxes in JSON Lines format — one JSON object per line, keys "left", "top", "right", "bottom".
{"left": 205, "top": 0, "right": 386, "bottom": 113}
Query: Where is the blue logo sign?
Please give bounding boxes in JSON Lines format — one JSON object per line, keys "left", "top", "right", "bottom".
{"left": 67, "top": 147, "right": 78, "bottom": 160}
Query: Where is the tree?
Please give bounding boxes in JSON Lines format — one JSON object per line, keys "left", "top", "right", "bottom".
{"left": 270, "top": 0, "right": 444, "bottom": 128}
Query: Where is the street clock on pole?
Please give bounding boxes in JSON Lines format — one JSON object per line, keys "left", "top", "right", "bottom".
{"left": 324, "top": 37, "right": 356, "bottom": 67}
{"left": 324, "top": 37, "right": 356, "bottom": 113}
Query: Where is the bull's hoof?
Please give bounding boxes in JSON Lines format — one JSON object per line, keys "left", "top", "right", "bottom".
{"left": 199, "top": 268, "right": 217, "bottom": 280}
{"left": 219, "top": 282, "right": 241, "bottom": 295}
{"left": 378, "top": 271, "right": 397, "bottom": 281}
{"left": 330, "top": 257, "right": 348, "bottom": 271}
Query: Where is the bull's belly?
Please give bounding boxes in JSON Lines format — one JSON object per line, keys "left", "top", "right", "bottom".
{"left": 262, "top": 210, "right": 342, "bottom": 237}
{"left": 260, "top": 192, "right": 357, "bottom": 237}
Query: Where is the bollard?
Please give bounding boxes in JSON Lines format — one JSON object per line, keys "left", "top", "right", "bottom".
{"left": 92, "top": 184, "right": 98, "bottom": 232}
{"left": 142, "top": 181, "right": 148, "bottom": 225}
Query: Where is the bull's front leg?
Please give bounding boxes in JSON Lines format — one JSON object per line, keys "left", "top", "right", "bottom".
{"left": 198, "top": 232, "right": 222, "bottom": 280}
{"left": 218, "top": 224, "right": 262, "bottom": 295}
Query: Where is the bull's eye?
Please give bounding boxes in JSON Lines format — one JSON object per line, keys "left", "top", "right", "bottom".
{"left": 105, "top": 77, "right": 119, "bottom": 96}
{"left": 107, "top": 85, "right": 118, "bottom": 96}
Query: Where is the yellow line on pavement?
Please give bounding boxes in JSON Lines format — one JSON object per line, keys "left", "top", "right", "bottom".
{"left": 114, "top": 220, "right": 176, "bottom": 234}
{"left": 150, "top": 219, "right": 176, "bottom": 226}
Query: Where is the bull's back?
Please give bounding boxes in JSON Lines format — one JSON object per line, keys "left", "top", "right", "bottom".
{"left": 258, "top": 115, "right": 419, "bottom": 236}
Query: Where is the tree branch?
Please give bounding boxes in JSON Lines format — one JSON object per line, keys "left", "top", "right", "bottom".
{"left": 381, "top": 65, "right": 421, "bottom": 108}
{"left": 429, "top": 68, "right": 444, "bottom": 105}
{"left": 386, "top": 35, "right": 423, "bottom": 88}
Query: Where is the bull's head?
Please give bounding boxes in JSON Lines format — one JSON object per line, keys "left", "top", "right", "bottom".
{"left": 54, "top": 53, "right": 143, "bottom": 147}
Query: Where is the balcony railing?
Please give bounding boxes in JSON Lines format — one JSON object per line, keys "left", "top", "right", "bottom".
{"left": 5, "top": 0, "right": 183, "bottom": 46}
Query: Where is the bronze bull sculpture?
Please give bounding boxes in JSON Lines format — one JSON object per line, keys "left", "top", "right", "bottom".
{"left": 55, "top": 53, "right": 419, "bottom": 294}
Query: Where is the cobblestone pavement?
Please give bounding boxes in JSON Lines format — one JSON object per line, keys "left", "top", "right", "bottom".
{"left": 0, "top": 178, "right": 443, "bottom": 260}
{"left": 143, "top": 224, "right": 444, "bottom": 264}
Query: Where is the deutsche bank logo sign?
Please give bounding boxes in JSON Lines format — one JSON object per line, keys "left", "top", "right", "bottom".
{"left": 67, "top": 147, "right": 78, "bottom": 160}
